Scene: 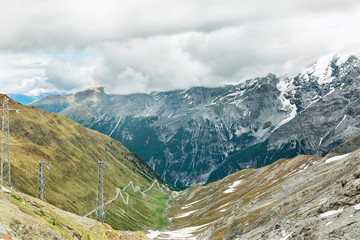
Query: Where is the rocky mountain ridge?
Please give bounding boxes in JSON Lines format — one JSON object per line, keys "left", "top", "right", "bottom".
{"left": 31, "top": 55, "right": 360, "bottom": 188}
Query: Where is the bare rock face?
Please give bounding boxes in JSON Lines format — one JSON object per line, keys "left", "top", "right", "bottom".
{"left": 31, "top": 56, "right": 360, "bottom": 188}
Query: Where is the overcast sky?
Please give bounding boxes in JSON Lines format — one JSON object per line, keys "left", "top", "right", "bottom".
{"left": 1, "top": 0, "right": 360, "bottom": 95}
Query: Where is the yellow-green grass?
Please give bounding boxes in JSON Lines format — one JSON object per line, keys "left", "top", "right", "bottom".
{"left": 1, "top": 95, "right": 169, "bottom": 230}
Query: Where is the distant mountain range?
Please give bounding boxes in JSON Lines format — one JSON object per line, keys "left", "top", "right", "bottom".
{"left": 31, "top": 55, "right": 360, "bottom": 188}
{"left": 8, "top": 92, "right": 65, "bottom": 105}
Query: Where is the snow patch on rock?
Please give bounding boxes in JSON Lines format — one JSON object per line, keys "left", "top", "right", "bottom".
{"left": 175, "top": 210, "right": 196, "bottom": 219}
{"left": 353, "top": 203, "right": 360, "bottom": 210}
{"left": 181, "top": 197, "right": 207, "bottom": 210}
{"left": 325, "top": 153, "right": 351, "bottom": 164}
{"left": 319, "top": 208, "right": 343, "bottom": 218}
{"left": 279, "top": 233, "right": 292, "bottom": 240}
{"left": 224, "top": 180, "right": 243, "bottom": 194}
{"left": 146, "top": 223, "right": 211, "bottom": 239}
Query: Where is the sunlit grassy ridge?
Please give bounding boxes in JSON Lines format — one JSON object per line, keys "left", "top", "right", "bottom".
{"left": 1, "top": 94, "right": 169, "bottom": 231}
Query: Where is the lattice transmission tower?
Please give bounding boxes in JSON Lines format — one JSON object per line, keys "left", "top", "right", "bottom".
{"left": 95, "top": 161, "right": 109, "bottom": 223}
{"left": 37, "top": 161, "right": 50, "bottom": 201}
{"left": 1, "top": 97, "right": 19, "bottom": 187}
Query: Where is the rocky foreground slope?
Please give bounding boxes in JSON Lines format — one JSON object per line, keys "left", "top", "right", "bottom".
{"left": 31, "top": 55, "right": 360, "bottom": 188}
{"left": 0, "top": 95, "right": 170, "bottom": 231}
{"left": 158, "top": 147, "right": 360, "bottom": 239}
{"left": 0, "top": 186, "right": 148, "bottom": 240}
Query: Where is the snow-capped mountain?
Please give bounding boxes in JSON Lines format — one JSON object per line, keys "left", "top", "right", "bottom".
{"left": 268, "top": 55, "right": 360, "bottom": 152}
{"left": 31, "top": 55, "right": 360, "bottom": 188}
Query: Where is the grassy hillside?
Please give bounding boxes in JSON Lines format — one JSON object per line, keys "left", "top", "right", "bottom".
{"left": 0, "top": 94, "right": 170, "bottom": 231}
{"left": 0, "top": 187, "right": 148, "bottom": 240}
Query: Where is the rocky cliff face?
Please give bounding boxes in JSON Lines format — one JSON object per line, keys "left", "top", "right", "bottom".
{"left": 31, "top": 55, "right": 360, "bottom": 188}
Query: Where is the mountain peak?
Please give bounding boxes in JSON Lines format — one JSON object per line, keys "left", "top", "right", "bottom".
{"left": 297, "top": 54, "right": 359, "bottom": 85}
{"left": 67, "top": 86, "right": 106, "bottom": 104}
{"left": 75, "top": 86, "right": 105, "bottom": 94}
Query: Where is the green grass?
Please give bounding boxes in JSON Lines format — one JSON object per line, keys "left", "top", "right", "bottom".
{"left": 11, "top": 193, "right": 21, "bottom": 202}
{"left": 105, "top": 186, "right": 170, "bottom": 231}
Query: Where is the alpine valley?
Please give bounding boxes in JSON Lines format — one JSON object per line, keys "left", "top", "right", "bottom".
{"left": 0, "top": 95, "right": 171, "bottom": 239}
{"left": 31, "top": 55, "right": 360, "bottom": 188}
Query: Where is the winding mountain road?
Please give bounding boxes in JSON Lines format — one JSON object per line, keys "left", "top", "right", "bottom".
{"left": 84, "top": 180, "right": 168, "bottom": 217}
{"left": 84, "top": 188, "right": 121, "bottom": 217}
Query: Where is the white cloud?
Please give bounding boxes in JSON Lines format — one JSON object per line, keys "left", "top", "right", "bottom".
{"left": 93, "top": 37, "right": 210, "bottom": 94}
{"left": 114, "top": 67, "right": 149, "bottom": 94}
{"left": 0, "top": 54, "right": 52, "bottom": 94}
{"left": 45, "top": 59, "right": 96, "bottom": 91}
{"left": 0, "top": 52, "right": 97, "bottom": 95}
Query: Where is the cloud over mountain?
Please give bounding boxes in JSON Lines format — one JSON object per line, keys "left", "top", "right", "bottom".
{"left": 1, "top": 0, "right": 360, "bottom": 95}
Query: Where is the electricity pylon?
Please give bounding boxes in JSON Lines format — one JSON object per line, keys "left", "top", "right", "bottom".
{"left": 1, "top": 97, "right": 19, "bottom": 187}
{"left": 95, "top": 161, "right": 109, "bottom": 223}
{"left": 37, "top": 161, "right": 49, "bottom": 201}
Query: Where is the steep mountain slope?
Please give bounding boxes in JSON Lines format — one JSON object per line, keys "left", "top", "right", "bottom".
{"left": 0, "top": 94, "right": 170, "bottom": 231}
{"left": 332, "top": 131, "right": 360, "bottom": 154}
{"left": 0, "top": 186, "right": 148, "bottom": 240}
{"left": 156, "top": 149, "right": 360, "bottom": 239}
{"left": 31, "top": 55, "right": 360, "bottom": 188}
{"left": 211, "top": 55, "right": 360, "bottom": 182}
